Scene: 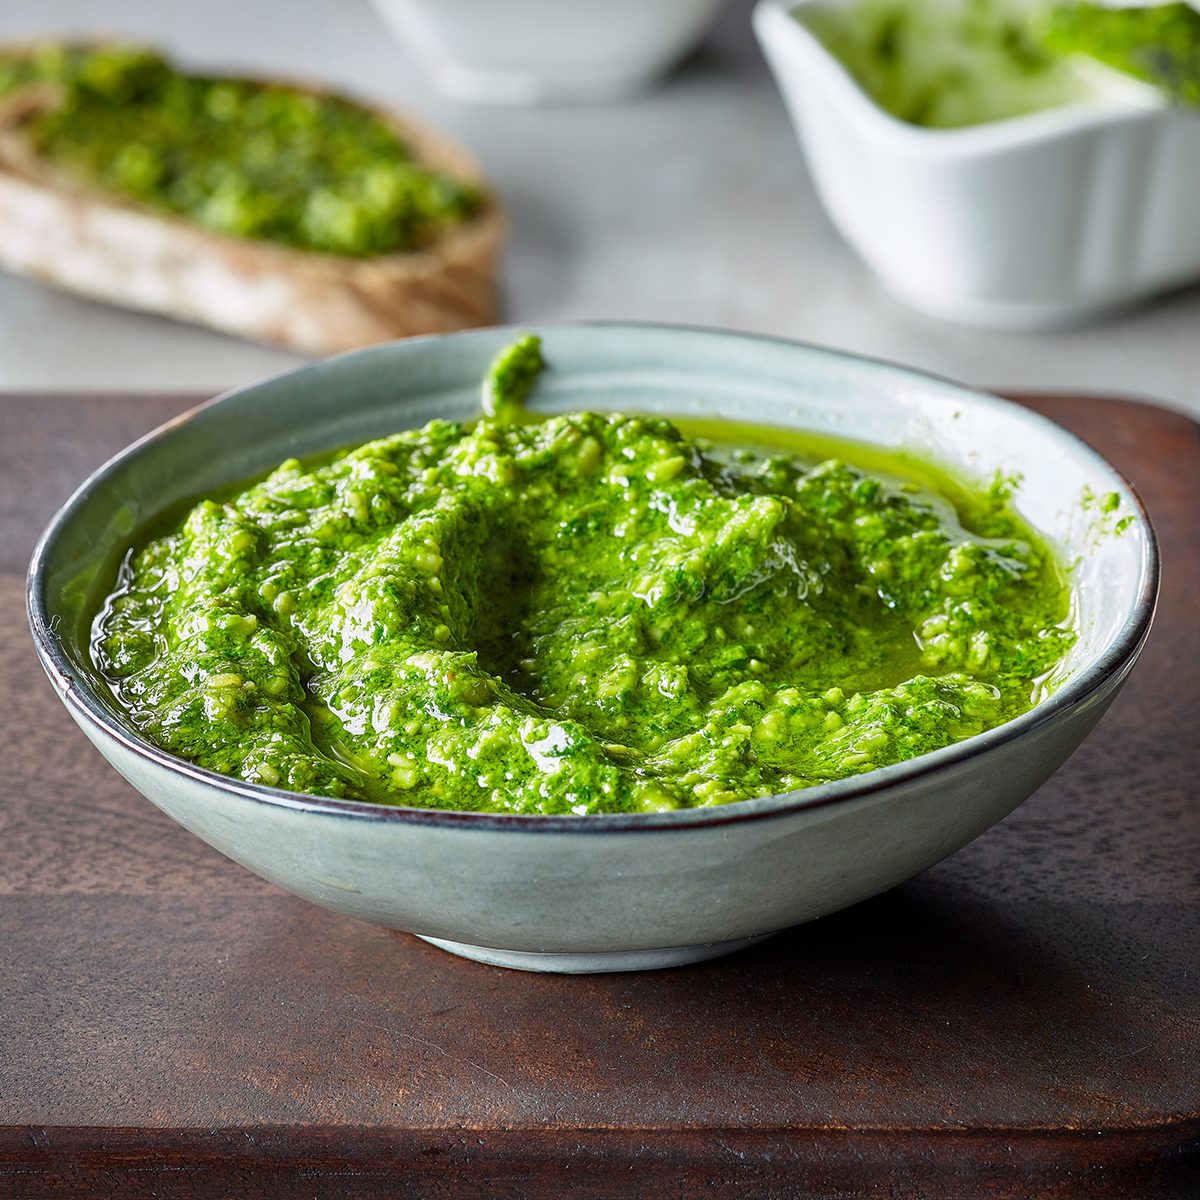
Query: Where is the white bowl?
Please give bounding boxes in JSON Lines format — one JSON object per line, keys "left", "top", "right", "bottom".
{"left": 27, "top": 324, "right": 1158, "bottom": 972}
{"left": 368, "top": 0, "right": 728, "bottom": 105}
{"left": 754, "top": 0, "right": 1200, "bottom": 330}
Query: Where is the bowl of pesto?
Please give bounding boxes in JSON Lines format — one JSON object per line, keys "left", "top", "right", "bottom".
{"left": 28, "top": 325, "right": 1157, "bottom": 972}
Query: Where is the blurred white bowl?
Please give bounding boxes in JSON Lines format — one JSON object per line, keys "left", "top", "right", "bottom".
{"left": 754, "top": 0, "right": 1200, "bottom": 330}
{"left": 369, "top": 0, "right": 728, "bottom": 105}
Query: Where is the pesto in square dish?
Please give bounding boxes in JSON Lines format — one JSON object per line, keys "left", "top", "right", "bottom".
{"left": 91, "top": 337, "right": 1074, "bottom": 814}
{"left": 797, "top": 0, "right": 1091, "bottom": 128}
{"left": 796, "top": 0, "right": 1200, "bottom": 129}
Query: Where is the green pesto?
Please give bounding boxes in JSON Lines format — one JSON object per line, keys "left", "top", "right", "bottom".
{"left": 1039, "top": 2, "right": 1200, "bottom": 106}
{"left": 0, "top": 44, "right": 481, "bottom": 256}
{"left": 482, "top": 334, "right": 546, "bottom": 420}
{"left": 798, "top": 0, "right": 1090, "bottom": 128}
{"left": 1080, "top": 484, "right": 1135, "bottom": 540}
{"left": 91, "top": 338, "right": 1075, "bottom": 815}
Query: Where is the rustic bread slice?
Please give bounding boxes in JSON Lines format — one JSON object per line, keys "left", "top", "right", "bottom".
{"left": 0, "top": 74, "right": 504, "bottom": 355}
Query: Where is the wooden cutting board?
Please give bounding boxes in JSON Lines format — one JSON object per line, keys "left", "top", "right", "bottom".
{"left": 1, "top": 391, "right": 1197, "bottom": 1200}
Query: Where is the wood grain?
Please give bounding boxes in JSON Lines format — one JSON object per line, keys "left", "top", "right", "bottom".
{"left": 1, "top": 391, "right": 1197, "bottom": 1199}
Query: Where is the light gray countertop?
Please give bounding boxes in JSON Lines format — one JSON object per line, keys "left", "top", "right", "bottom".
{"left": 1, "top": 0, "right": 1196, "bottom": 416}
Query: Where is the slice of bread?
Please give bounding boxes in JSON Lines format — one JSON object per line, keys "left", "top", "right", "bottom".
{"left": 0, "top": 67, "right": 505, "bottom": 355}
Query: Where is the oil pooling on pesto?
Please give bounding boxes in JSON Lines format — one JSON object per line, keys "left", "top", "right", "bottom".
{"left": 92, "top": 337, "right": 1075, "bottom": 815}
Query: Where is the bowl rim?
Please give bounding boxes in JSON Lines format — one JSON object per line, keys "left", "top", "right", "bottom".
{"left": 26, "top": 320, "right": 1160, "bottom": 835}
{"left": 752, "top": 0, "right": 1165, "bottom": 157}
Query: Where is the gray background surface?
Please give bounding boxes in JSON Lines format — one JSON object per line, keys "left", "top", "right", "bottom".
{"left": 1, "top": 0, "right": 1196, "bottom": 415}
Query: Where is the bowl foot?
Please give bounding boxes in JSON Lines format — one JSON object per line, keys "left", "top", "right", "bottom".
{"left": 417, "top": 932, "right": 776, "bottom": 973}
{"left": 878, "top": 276, "right": 1149, "bottom": 332}
{"left": 424, "top": 63, "right": 659, "bottom": 106}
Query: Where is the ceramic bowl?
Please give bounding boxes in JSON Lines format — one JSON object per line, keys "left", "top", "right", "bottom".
{"left": 28, "top": 324, "right": 1157, "bottom": 973}
{"left": 754, "top": 0, "right": 1200, "bottom": 330}
{"left": 367, "top": 0, "right": 728, "bottom": 105}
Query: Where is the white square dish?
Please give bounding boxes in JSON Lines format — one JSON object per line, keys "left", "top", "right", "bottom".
{"left": 754, "top": 0, "right": 1200, "bottom": 329}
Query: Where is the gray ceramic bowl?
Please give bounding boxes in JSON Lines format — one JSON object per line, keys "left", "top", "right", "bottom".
{"left": 28, "top": 325, "right": 1158, "bottom": 973}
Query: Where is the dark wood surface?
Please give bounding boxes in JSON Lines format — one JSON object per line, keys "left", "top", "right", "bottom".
{"left": 1, "top": 391, "right": 1197, "bottom": 1199}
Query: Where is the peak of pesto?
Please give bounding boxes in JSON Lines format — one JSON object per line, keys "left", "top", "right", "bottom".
{"left": 0, "top": 44, "right": 482, "bottom": 257}
{"left": 91, "top": 339, "right": 1075, "bottom": 815}
{"left": 481, "top": 333, "right": 546, "bottom": 422}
